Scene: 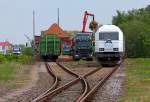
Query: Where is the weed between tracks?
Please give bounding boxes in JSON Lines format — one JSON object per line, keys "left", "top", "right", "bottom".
{"left": 119, "top": 58, "right": 150, "bottom": 102}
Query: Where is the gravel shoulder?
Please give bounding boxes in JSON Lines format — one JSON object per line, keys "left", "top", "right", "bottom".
{"left": 0, "top": 62, "right": 53, "bottom": 102}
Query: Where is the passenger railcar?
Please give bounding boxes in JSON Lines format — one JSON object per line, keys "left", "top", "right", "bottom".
{"left": 95, "top": 25, "right": 124, "bottom": 66}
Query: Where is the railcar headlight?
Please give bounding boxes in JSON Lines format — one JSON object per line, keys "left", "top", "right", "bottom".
{"left": 99, "top": 48, "right": 104, "bottom": 51}
{"left": 113, "top": 48, "right": 119, "bottom": 51}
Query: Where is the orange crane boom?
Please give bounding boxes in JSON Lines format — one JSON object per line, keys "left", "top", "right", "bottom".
{"left": 82, "top": 11, "right": 95, "bottom": 32}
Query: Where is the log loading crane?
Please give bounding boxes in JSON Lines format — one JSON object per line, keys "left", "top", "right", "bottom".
{"left": 82, "top": 11, "right": 95, "bottom": 32}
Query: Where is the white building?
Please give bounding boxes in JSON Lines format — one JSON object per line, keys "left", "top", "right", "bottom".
{"left": 0, "top": 41, "right": 12, "bottom": 55}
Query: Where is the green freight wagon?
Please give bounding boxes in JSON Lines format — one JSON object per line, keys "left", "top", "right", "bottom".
{"left": 40, "top": 34, "right": 61, "bottom": 61}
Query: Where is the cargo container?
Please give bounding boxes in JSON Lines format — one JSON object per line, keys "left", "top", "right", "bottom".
{"left": 40, "top": 34, "right": 61, "bottom": 61}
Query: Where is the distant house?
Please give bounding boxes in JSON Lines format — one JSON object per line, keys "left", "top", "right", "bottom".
{"left": 0, "top": 41, "right": 12, "bottom": 55}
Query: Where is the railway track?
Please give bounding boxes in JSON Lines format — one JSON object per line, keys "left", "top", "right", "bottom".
{"left": 32, "top": 61, "right": 90, "bottom": 102}
{"left": 32, "top": 62, "right": 59, "bottom": 102}
{"left": 32, "top": 61, "right": 121, "bottom": 102}
{"left": 80, "top": 65, "right": 120, "bottom": 102}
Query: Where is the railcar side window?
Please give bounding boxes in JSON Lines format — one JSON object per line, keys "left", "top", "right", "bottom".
{"left": 99, "top": 32, "right": 119, "bottom": 40}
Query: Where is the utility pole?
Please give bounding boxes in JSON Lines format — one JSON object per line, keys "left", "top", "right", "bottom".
{"left": 33, "top": 11, "right": 35, "bottom": 42}
{"left": 32, "top": 11, "right": 36, "bottom": 56}
{"left": 57, "top": 8, "right": 60, "bottom": 26}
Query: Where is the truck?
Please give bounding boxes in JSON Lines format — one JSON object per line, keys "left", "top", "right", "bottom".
{"left": 63, "top": 43, "right": 71, "bottom": 55}
{"left": 13, "top": 47, "right": 21, "bottom": 55}
{"left": 72, "top": 32, "right": 93, "bottom": 61}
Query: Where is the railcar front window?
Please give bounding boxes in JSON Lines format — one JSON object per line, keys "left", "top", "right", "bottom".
{"left": 99, "top": 32, "right": 119, "bottom": 40}
{"left": 77, "top": 42, "right": 91, "bottom": 47}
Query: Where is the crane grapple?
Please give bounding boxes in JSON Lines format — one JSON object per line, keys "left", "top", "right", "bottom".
{"left": 82, "top": 11, "right": 98, "bottom": 32}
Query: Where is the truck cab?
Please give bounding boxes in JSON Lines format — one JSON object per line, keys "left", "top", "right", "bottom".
{"left": 13, "top": 47, "right": 21, "bottom": 55}
{"left": 63, "top": 43, "right": 71, "bottom": 55}
{"left": 73, "top": 32, "right": 93, "bottom": 61}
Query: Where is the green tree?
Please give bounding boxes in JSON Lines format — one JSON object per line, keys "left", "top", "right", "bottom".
{"left": 112, "top": 5, "right": 150, "bottom": 57}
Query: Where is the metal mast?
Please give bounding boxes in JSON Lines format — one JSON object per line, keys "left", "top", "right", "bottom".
{"left": 57, "top": 8, "right": 60, "bottom": 26}
{"left": 33, "top": 11, "right": 35, "bottom": 40}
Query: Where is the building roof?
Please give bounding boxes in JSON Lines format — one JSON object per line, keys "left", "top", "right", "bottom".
{"left": 0, "top": 41, "right": 11, "bottom": 46}
{"left": 45, "top": 23, "right": 69, "bottom": 38}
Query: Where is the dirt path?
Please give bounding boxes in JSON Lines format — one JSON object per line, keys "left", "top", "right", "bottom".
{"left": 0, "top": 63, "right": 39, "bottom": 102}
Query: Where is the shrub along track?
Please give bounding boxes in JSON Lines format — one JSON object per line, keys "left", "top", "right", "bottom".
{"left": 32, "top": 61, "right": 121, "bottom": 102}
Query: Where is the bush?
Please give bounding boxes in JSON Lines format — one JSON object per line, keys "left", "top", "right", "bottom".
{"left": 22, "top": 47, "right": 33, "bottom": 56}
{"left": 0, "top": 54, "right": 7, "bottom": 63}
{"left": 18, "top": 55, "right": 34, "bottom": 64}
{"left": 5, "top": 55, "right": 18, "bottom": 62}
{"left": 0, "top": 47, "right": 34, "bottom": 64}
{"left": 3, "top": 54, "right": 34, "bottom": 64}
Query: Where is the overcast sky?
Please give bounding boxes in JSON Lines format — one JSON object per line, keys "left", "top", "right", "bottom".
{"left": 0, "top": 0, "right": 150, "bottom": 44}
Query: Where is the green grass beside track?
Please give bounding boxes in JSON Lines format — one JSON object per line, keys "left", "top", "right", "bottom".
{"left": 119, "top": 58, "right": 150, "bottom": 102}
{"left": 0, "top": 62, "right": 32, "bottom": 96}
{"left": 0, "top": 63, "right": 15, "bottom": 81}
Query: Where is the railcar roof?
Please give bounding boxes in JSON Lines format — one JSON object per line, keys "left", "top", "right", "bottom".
{"left": 98, "top": 25, "right": 122, "bottom": 33}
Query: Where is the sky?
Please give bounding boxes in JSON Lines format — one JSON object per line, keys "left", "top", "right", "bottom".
{"left": 0, "top": 0, "right": 150, "bottom": 44}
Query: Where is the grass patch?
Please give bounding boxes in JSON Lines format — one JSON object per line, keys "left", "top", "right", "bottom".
{"left": 119, "top": 58, "right": 150, "bottom": 102}
{"left": 0, "top": 62, "right": 32, "bottom": 96}
{"left": 0, "top": 63, "right": 15, "bottom": 81}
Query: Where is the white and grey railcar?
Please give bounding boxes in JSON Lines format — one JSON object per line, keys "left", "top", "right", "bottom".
{"left": 95, "top": 25, "right": 124, "bottom": 66}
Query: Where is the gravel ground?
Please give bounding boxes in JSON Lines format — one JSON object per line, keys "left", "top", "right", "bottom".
{"left": 9, "top": 73, "right": 53, "bottom": 102}
{"left": 2, "top": 62, "right": 54, "bottom": 102}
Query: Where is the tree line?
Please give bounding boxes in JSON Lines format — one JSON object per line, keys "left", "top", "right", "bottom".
{"left": 112, "top": 5, "right": 150, "bottom": 57}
